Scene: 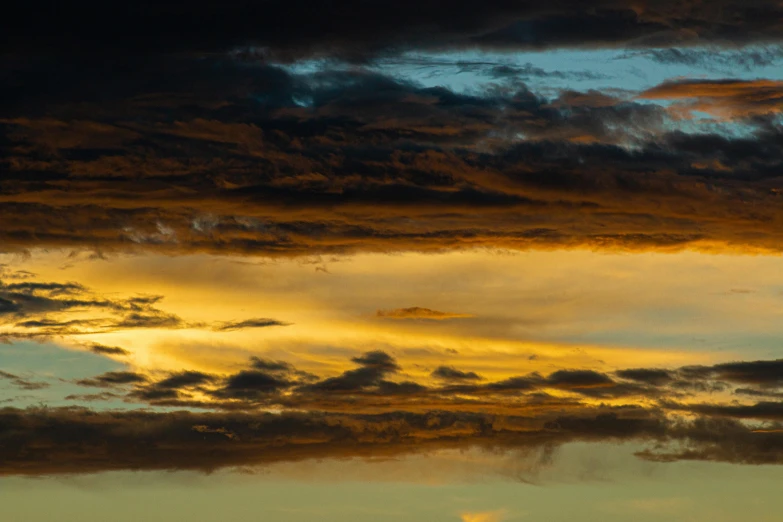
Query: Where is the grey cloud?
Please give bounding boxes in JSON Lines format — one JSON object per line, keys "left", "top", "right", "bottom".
{"left": 431, "top": 366, "right": 483, "bottom": 382}
{"left": 76, "top": 371, "right": 148, "bottom": 388}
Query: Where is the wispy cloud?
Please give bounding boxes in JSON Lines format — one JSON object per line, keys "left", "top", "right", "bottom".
{"left": 376, "top": 307, "right": 473, "bottom": 320}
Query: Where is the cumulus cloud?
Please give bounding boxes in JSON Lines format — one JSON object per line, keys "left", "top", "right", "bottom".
{"left": 431, "top": 366, "right": 484, "bottom": 382}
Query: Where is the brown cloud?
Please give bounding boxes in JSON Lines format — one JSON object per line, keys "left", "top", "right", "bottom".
{"left": 638, "top": 79, "right": 783, "bottom": 119}
{"left": 2, "top": 60, "right": 783, "bottom": 257}
{"left": 0, "top": 371, "right": 49, "bottom": 391}
{"left": 376, "top": 307, "right": 474, "bottom": 320}
{"left": 0, "top": 273, "right": 291, "bottom": 338}
{"left": 1, "top": 405, "right": 781, "bottom": 477}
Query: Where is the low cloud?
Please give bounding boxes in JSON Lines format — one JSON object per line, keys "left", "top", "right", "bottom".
{"left": 1, "top": 406, "right": 781, "bottom": 477}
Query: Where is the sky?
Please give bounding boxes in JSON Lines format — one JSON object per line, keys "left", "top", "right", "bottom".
{"left": 2, "top": 2, "right": 783, "bottom": 521}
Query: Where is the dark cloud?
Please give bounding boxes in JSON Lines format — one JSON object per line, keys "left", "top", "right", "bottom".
{"left": 711, "top": 359, "right": 783, "bottom": 387}
{"left": 669, "top": 400, "right": 783, "bottom": 421}
{"left": 0, "top": 276, "right": 190, "bottom": 335}
{"left": 76, "top": 371, "right": 148, "bottom": 388}
{"left": 249, "top": 357, "right": 296, "bottom": 373}
{"left": 735, "top": 388, "right": 783, "bottom": 399}
{"left": 627, "top": 46, "right": 783, "bottom": 72}
{"left": 0, "top": 274, "right": 296, "bottom": 337}
{"left": 113, "top": 312, "right": 186, "bottom": 329}
{"left": 485, "top": 376, "right": 542, "bottom": 392}
{"left": 0, "top": 371, "right": 49, "bottom": 391}
{"left": 109, "top": 353, "right": 783, "bottom": 413}
{"left": 377, "top": 307, "right": 473, "bottom": 320}
{"left": 305, "top": 350, "right": 403, "bottom": 392}
{"left": 1, "top": 282, "right": 84, "bottom": 295}
{"left": 616, "top": 368, "right": 674, "bottom": 386}
{"left": 1, "top": 405, "right": 782, "bottom": 477}
{"left": 88, "top": 343, "right": 130, "bottom": 356}
{"left": 3, "top": 56, "right": 783, "bottom": 256}
{"left": 213, "top": 318, "right": 291, "bottom": 331}
{"left": 4, "top": 1, "right": 783, "bottom": 60}
{"left": 64, "top": 392, "right": 122, "bottom": 402}
{"left": 156, "top": 371, "right": 217, "bottom": 389}
{"left": 638, "top": 78, "right": 783, "bottom": 119}
{"left": 546, "top": 370, "right": 615, "bottom": 389}
{"left": 211, "top": 370, "right": 293, "bottom": 400}
{"left": 431, "top": 366, "right": 483, "bottom": 382}
{"left": 679, "top": 359, "right": 783, "bottom": 388}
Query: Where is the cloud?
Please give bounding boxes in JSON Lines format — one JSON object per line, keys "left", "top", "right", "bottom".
{"left": 210, "top": 370, "right": 293, "bottom": 400}
{"left": 679, "top": 359, "right": 783, "bottom": 388}
{"left": 305, "top": 350, "right": 402, "bottom": 392}
{"left": 88, "top": 343, "right": 130, "bottom": 356}
{"left": 625, "top": 46, "right": 783, "bottom": 72}
{"left": 0, "top": 276, "right": 191, "bottom": 335}
{"left": 2, "top": 405, "right": 782, "bottom": 477}
{"left": 377, "top": 307, "right": 474, "bottom": 320}
{"left": 213, "top": 318, "right": 291, "bottom": 331}
{"left": 3, "top": 58, "right": 783, "bottom": 257}
{"left": 638, "top": 79, "right": 783, "bottom": 119}
{"left": 94, "top": 352, "right": 780, "bottom": 415}
{"left": 76, "top": 371, "right": 148, "bottom": 388}
{"left": 616, "top": 368, "right": 674, "bottom": 386}
{"left": 0, "top": 274, "right": 294, "bottom": 338}
{"left": 0, "top": 370, "right": 49, "bottom": 391}
{"left": 4, "top": 1, "right": 783, "bottom": 60}
{"left": 64, "top": 392, "right": 121, "bottom": 402}
{"left": 432, "top": 366, "right": 484, "bottom": 382}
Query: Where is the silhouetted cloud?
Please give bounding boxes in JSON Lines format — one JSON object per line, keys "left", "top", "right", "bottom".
{"left": 616, "top": 368, "right": 674, "bottom": 386}
{"left": 76, "top": 371, "right": 148, "bottom": 388}
{"left": 3, "top": 56, "right": 783, "bottom": 256}
{"left": 377, "top": 307, "right": 474, "bottom": 320}
{"left": 431, "top": 366, "right": 483, "bottom": 382}
{"left": 88, "top": 343, "right": 130, "bottom": 356}
{"left": 1, "top": 405, "right": 782, "bottom": 477}
{"left": 213, "top": 318, "right": 291, "bottom": 331}
{"left": 4, "top": 1, "right": 783, "bottom": 60}
{"left": 306, "top": 351, "right": 402, "bottom": 392}
{"left": 679, "top": 359, "right": 783, "bottom": 388}
{"left": 0, "top": 371, "right": 49, "bottom": 391}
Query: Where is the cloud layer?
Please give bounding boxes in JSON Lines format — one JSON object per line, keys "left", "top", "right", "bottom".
{"left": 2, "top": 57, "right": 783, "bottom": 256}
{"left": 4, "top": 1, "right": 783, "bottom": 59}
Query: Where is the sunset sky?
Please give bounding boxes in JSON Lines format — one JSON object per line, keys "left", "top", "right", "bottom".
{"left": 2, "top": 2, "right": 783, "bottom": 521}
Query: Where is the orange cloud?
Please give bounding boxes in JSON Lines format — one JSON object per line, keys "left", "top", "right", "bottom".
{"left": 638, "top": 79, "right": 783, "bottom": 119}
